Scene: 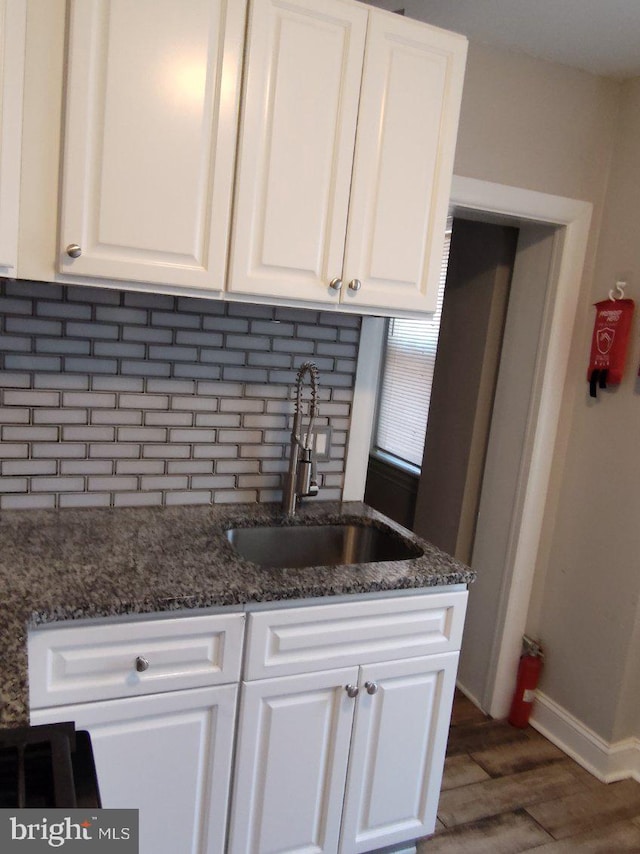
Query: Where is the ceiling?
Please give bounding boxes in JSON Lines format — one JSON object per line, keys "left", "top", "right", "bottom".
{"left": 366, "top": 0, "right": 640, "bottom": 79}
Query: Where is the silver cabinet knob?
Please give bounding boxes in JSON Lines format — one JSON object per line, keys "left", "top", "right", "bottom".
{"left": 348, "top": 278, "right": 362, "bottom": 292}
{"left": 329, "top": 277, "right": 343, "bottom": 291}
{"left": 364, "top": 681, "right": 378, "bottom": 695}
{"left": 135, "top": 656, "right": 149, "bottom": 673}
{"left": 345, "top": 684, "right": 359, "bottom": 698}
{"left": 66, "top": 244, "right": 82, "bottom": 258}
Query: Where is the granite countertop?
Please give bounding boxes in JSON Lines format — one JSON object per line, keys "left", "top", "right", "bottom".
{"left": 0, "top": 500, "right": 474, "bottom": 726}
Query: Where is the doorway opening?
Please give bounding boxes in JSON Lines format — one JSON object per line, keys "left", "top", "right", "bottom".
{"left": 345, "top": 177, "right": 592, "bottom": 718}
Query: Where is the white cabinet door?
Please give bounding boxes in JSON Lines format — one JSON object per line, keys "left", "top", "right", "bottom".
{"left": 229, "top": 1, "right": 466, "bottom": 314}
{"left": 227, "top": 0, "right": 367, "bottom": 304}
{"left": 339, "top": 652, "right": 459, "bottom": 853}
{"left": 58, "top": 0, "right": 245, "bottom": 290}
{"left": 0, "top": 0, "right": 26, "bottom": 273}
{"left": 228, "top": 666, "right": 359, "bottom": 854}
{"left": 31, "top": 684, "right": 238, "bottom": 854}
{"left": 342, "top": 13, "right": 466, "bottom": 313}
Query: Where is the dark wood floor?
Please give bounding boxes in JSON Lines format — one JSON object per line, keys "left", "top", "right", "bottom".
{"left": 417, "top": 692, "right": 640, "bottom": 852}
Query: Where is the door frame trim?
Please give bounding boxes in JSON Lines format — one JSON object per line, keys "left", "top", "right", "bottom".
{"left": 344, "top": 175, "right": 592, "bottom": 717}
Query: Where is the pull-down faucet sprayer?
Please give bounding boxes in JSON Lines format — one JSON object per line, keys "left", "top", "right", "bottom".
{"left": 283, "top": 361, "right": 320, "bottom": 515}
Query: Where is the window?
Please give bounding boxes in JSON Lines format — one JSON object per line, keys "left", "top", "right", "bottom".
{"left": 373, "top": 219, "right": 452, "bottom": 471}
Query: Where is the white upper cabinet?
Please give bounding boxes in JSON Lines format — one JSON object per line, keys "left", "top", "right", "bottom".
{"left": 58, "top": 0, "right": 246, "bottom": 290}
{"left": 0, "top": 0, "right": 26, "bottom": 274}
{"left": 344, "top": 12, "right": 466, "bottom": 313}
{"left": 228, "top": 0, "right": 467, "bottom": 313}
{"left": 228, "top": 0, "right": 368, "bottom": 305}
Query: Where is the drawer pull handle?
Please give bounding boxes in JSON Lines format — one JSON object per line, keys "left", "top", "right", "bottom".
{"left": 345, "top": 684, "right": 359, "bottom": 699}
{"left": 66, "top": 243, "right": 82, "bottom": 258}
{"left": 135, "top": 656, "right": 149, "bottom": 673}
{"left": 364, "top": 681, "right": 378, "bottom": 695}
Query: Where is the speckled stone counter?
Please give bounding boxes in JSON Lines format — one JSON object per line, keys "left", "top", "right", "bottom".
{"left": 0, "top": 501, "right": 474, "bottom": 726}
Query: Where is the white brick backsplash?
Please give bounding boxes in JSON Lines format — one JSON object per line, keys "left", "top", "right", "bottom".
{"left": 3, "top": 425, "right": 58, "bottom": 441}
{"left": 171, "top": 395, "right": 218, "bottom": 411}
{"left": 36, "top": 374, "right": 88, "bottom": 390}
{"left": 88, "top": 476, "right": 138, "bottom": 491}
{"left": 118, "top": 427, "right": 167, "bottom": 442}
{"left": 93, "top": 410, "right": 142, "bottom": 425}
{"left": 165, "top": 491, "right": 212, "bottom": 505}
{"left": 30, "top": 442, "right": 87, "bottom": 460}
{"left": 239, "top": 474, "right": 281, "bottom": 489}
{"left": 173, "top": 364, "right": 221, "bottom": 380}
{"left": 0, "top": 478, "right": 28, "bottom": 492}
{"left": 195, "top": 413, "right": 239, "bottom": 427}
{"left": 0, "top": 409, "right": 29, "bottom": 423}
{"left": 218, "top": 429, "right": 262, "bottom": 444}
{"left": 32, "top": 477, "right": 85, "bottom": 493}
{"left": 142, "top": 444, "right": 191, "bottom": 459}
{"left": 167, "top": 461, "right": 214, "bottom": 475}
{"left": 89, "top": 443, "right": 140, "bottom": 458}
{"left": 191, "top": 475, "right": 236, "bottom": 489}
{"left": 119, "top": 393, "right": 168, "bottom": 409}
{"left": 1, "top": 280, "right": 357, "bottom": 508}
{"left": 113, "top": 492, "right": 163, "bottom": 507}
{"left": 60, "top": 493, "right": 111, "bottom": 508}
{"left": 62, "top": 460, "right": 113, "bottom": 475}
{"left": 140, "top": 475, "right": 188, "bottom": 491}
{"left": 93, "top": 377, "right": 145, "bottom": 392}
{"left": 34, "top": 409, "right": 89, "bottom": 424}
{"left": 214, "top": 489, "right": 257, "bottom": 504}
{"left": 240, "top": 445, "right": 283, "bottom": 459}
{"left": 192, "top": 445, "right": 238, "bottom": 459}
{"left": 116, "top": 460, "right": 165, "bottom": 475}
{"left": 6, "top": 355, "right": 62, "bottom": 371}
{"left": 145, "top": 411, "right": 192, "bottom": 426}
{"left": 168, "top": 428, "right": 216, "bottom": 443}
{"left": 219, "top": 399, "right": 264, "bottom": 413}
{"left": 216, "top": 460, "right": 259, "bottom": 474}
{"left": 63, "top": 392, "right": 116, "bottom": 408}
{"left": 2, "top": 372, "right": 31, "bottom": 388}
{"left": 147, "top": 379, "right": 196, "bottom": 394}
{"left": 1, "top": 494, "right": 56, "bottom": 510}
{"left": 63, "top": 426, "right": 115, "bottom": 442}
{"left": 2, "top": 460, "right": 57, "bottom": 476}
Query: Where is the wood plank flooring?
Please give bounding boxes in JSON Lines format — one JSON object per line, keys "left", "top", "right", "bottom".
{"left": 417, "top": 692, "right": 640, "bottom": 852}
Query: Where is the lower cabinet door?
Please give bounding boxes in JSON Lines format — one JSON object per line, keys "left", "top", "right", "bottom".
{"left": 228, "top": 666, "right": 359, "bottom": 854}
{"left": 339, "top": 652, "right": 459, "bottom": 853}
{"left": 31, "top": 684, "right": 238, "bottom": 854}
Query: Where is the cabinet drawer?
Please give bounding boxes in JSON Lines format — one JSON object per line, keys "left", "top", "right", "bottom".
{"left": 28, "top": 612, "right": 245, "bottom": 708}
{"left": 244, "top": 591, "right": 467, "bottom": 680}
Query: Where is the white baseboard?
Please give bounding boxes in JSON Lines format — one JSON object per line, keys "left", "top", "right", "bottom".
{"left": 530, "top": 690, "right": 640, "bottom": 783}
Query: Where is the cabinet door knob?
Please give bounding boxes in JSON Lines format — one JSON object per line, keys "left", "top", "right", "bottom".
{"left": 66, "top": 244, "right": 82, "bottom": 258}
{"left": 329, "top": 277, "right": 343, "bottom": 291}
{"left": 135, "top": 656, "right": 149, "bottom": 673}
{"left": 364, "top": 681, "right": 378, "bottom": 695}
{"left": 345, "top": 684, "right": 359, "bottom": 698}
{"left": 348, "top": 278, "right": 362, "bottom": 292}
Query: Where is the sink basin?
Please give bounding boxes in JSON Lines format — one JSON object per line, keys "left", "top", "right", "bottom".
{"left": 226, "top": 522, "right": 423, "bottom": 569}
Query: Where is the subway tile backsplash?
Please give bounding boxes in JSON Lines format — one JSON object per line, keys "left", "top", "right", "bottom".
{"left": 0, "top": 280, "right": 360, "bottom": 510}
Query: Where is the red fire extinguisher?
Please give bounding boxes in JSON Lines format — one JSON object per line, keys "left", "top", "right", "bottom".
{"left": 508, "top": 641, "right": 544, "bottom": 728}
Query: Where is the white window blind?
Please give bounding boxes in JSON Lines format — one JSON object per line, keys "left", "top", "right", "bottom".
{"left": 374, "top": 220, "right": 452, "bottom": 469}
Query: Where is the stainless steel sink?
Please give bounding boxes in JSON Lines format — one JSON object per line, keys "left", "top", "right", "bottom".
{"left": 225, "top": 522, "right": 423, "bottom": 569}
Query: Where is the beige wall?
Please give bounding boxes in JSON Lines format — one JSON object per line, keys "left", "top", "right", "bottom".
{"left": 444, "top": 41, "right": 633, "bottom": 740}
{"left": 532, "top": 77, "right": 640, "bottom": 742}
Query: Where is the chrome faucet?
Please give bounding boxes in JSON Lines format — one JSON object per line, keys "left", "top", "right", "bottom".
{"left": 283, "top": 361, "right": 320, "bottom": 515}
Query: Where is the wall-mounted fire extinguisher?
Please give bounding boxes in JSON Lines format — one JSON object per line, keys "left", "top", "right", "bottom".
{"left": 587, "top": 282, "right": 634, "bottom": 398}
{"left": 508, "top": 639, "right": 544, "bottom": 729}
